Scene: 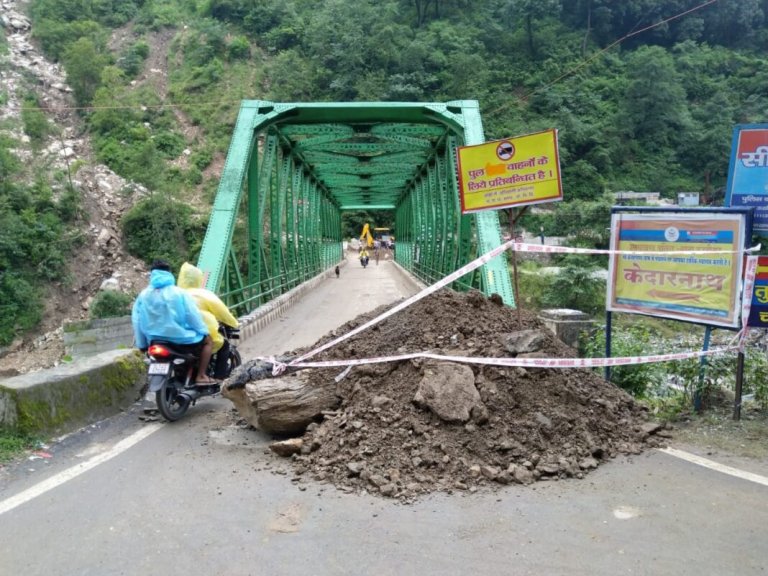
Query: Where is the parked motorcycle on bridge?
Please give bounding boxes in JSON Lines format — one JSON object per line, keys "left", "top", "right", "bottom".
{"left": 144, "top": 325, "right": 241, "bottom": 421}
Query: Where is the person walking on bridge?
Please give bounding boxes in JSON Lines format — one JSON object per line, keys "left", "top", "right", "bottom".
{"left": 131, "top": 260, "right": 216, "bottom": 385}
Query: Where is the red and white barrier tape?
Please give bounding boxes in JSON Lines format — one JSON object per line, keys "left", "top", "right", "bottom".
{"left": 510, "top": 241, "right": 760, "bottom": 256}
{"left": 270, "top": 240, "right": 759, "bottom": 376}
{"left": 262, "top": 343, "right": 740, "bottom": 376}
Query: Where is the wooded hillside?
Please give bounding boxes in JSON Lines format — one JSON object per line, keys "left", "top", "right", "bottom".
{"left": 1, "top": 0, "right": 767, "bottom": 346}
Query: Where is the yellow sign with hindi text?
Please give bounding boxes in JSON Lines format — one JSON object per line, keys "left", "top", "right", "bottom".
{"left": 456, "top": 129, "right": 562, "bottom": 214}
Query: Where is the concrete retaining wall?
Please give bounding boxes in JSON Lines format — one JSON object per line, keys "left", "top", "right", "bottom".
{"left": 0, "top": 350, "right": 146, "bottom": 433}
{"left": 63, "top": 316, "right": 134, "bottom": 359}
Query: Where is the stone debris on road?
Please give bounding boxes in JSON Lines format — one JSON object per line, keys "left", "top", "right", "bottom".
{"left": 228, "top": 289, "right": 666, "bottom": 501}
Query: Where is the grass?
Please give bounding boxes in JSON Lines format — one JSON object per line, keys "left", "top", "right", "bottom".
{"left": 669, "top": 403, "right": 768, "bottom": 460}
{"left": 0, "top": 429, "right": 41, "bottom": 463}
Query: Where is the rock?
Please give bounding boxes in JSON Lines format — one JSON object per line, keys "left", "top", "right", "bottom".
{"left": 368, "top": 474, "right": 387, "bottom": 487}
{"left": 537, "top": 462, "right": 560, "bottom": 475}
{"left": 534, "top": 412, "right": 552, "bottom": 428}
{"left": 99, "top": 278, "right": 120, "bottom": 291}
{"left": 471, "top": 403, "right": 490, "bottom": 425}
{"left": 346, "top": 461, "right": 365, "bottom": 476}
{"left": 480, "top": 465, "right": 500, "bottom": 479}
{"left": 371, "top": 395, "right": 393, "bottom": 408}
{"left": 579, "top": 457, "right": 599, "bottom": 470}
{"left": 269, "top": 438, "right": 303, "bottom": 457}
{"left": 379, "top": 484, "right": 396, "bottom": 496}
{"left": 640, "top": 422, "right": 664, "bottom": 436}
{"left": 97, "top": 228, "right": 114, "bottom": 247}
{"left": 503, "top": 329, "right": 550, "bottom": 354}
{"left": 413, "top": 362, "right": 483, "bottom": 423}
{"left": 508, "top": 464, "right": 535, "bottom": 485}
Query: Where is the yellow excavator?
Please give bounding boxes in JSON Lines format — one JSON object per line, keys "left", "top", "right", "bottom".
{"left": 360, "top": 223, "right": 374, "bottom": 248}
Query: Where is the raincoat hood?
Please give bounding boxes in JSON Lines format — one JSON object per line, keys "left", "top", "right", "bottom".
{"left": 175, "top": 262, "right": 239, "bottom": 352}
{"left": 149, "top": 269, "right": 176, "bottom": 289}
{"left": 131, "top": 268, "right": 208, "bottom": 350}
{"left": 177, "top": 262, "right": 204, "bottom": 289}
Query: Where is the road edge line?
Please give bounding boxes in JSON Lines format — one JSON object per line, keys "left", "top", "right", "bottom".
{"left": 658, "top": 446, "right": 768, "bottom": 487}
{"left": 0, "top": 422, "right": 163, "bottom": 516}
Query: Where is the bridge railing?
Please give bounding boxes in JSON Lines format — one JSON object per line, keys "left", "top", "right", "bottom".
{"left": 219, "top": 261, "right": 332, "bottom": 316}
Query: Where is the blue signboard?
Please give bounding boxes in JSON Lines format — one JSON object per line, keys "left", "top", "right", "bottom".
{"left": 725, "top": 124, "right": 768, "bottom": 233}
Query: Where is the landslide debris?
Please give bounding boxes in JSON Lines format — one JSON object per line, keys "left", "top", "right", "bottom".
{"left": 241, "top": 289, "right": 665, "bottom": 500}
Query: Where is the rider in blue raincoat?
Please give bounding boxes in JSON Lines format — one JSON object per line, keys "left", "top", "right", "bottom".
{"left": 131, "top": 260, "right": 216, "bottom": 385}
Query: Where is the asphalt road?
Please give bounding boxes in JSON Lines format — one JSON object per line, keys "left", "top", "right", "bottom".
{"left": 1, "top": 254, "right": 767, "bottom": 576}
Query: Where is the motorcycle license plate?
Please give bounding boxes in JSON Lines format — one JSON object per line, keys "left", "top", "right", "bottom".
{"left": 148, "top": 362, "right": 170, "bottom": 375}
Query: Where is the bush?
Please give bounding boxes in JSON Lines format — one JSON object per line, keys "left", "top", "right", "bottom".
{"left": 21, "top": 96, "right": 50, "bottom": 148}
{"left": 118, "top": 41, "right": 150, "bottom": 77}
{"left": 227, "top": 35, "right": 250, "bottom": 60}
{"left": 184, "top": 167, "right": 203, "bottom": 186}
{"left": 121, "top": 194, "right": 201, "bottom": 269}
{"left": 190, "top": 148, "right": 213, "bottom": 170}
{"left": 516, "top": 261, "right": 550, "bottom": 310}
{"left": 0, "top": 429, "right": 40, "bottom": 463}
{"left": 582, "top": 323, "right": 664, "bottom": 397}
{"left": 90, "top": 290, "right": 134, "bottom": 319}
{"left": 540, "top": 264, "right": 606, "bottom": 315}
{"left": 154, "top": 131, "right": 186, "bottom": 159}
{"left": 0, "top": 273, "right": 42, "bottom": 345}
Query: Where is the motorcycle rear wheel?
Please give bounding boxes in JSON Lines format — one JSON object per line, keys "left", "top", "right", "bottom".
{"left": 155, "top": 382, "right": 190, "bottom": 421}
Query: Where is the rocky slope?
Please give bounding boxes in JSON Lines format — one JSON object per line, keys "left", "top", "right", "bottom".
{"left": 0, "top": 0, "right": 151, "bottom": 374}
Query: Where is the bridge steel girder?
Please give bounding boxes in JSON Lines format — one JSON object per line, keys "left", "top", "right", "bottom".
{"left": 197, "top": 100, "right": 515, "bottom": 316}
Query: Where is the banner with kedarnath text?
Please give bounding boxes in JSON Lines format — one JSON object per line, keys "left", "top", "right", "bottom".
{"left": 607, "top": 212, "right": 747, "bottom": 327}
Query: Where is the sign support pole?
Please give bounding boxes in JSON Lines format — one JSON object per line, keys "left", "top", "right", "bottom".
{"left": 733, "top": 351, "right": 745, "bottom": 421}
{"left": 604, "top": 311, "right": 613, "bottom": 382}
{"left": 694, "top": 326, "right": 712, "bottom": 412}
{"left": 508, "top": 206, "right": 528, "bottom": 324}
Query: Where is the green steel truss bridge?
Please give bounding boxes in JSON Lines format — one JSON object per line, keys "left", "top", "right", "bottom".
{"left": 196, "top": 100, "right": 515, "bottom": 315}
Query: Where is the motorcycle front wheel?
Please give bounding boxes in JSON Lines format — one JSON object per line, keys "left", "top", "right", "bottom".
{"left": 155, "top": 381, "right": 190, "bottom": 421}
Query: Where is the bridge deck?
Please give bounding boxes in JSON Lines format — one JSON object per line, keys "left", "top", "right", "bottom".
{"left": 238, "top": 251, "right": 420, "bottom": 359}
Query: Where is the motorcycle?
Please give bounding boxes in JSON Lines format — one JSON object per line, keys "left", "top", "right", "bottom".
{"left": 144, "top": 325, "right": 242, "bottom": 421}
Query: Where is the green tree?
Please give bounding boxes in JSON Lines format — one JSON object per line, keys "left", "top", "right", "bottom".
{"left": 63, "top": 37, "right": 109, "bottom": 106}
{"left": 620, "top": 46, "right": 691, "bottom": 150}
{"left": 499, "top": 0, "right": 562, "bottom": 58}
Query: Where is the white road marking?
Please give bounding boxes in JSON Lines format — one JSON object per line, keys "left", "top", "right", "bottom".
{"left": 0, "top": 423, "right": 163, "bottom": 516}
{"left": 659, "top": 447, "right": 768, "bottom": 487}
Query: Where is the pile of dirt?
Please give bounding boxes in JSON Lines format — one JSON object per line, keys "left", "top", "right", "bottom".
{"left": 271, "top": 289, "right": 666, "bottom": 500}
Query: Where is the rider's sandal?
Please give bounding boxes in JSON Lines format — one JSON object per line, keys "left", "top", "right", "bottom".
{"left": 194, "top": 376, "right": 218, "bottom": 386}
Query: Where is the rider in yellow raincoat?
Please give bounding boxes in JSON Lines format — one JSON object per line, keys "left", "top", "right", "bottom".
{"left": 177, "top": 262, "right": 240, "bottom": 379}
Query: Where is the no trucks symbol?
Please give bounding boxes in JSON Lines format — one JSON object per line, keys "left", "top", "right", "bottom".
{"left": 496, "top": 140, "right": 515, "bottom": 160}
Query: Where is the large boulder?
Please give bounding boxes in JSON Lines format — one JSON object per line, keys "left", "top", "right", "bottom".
{"left": 413, "top": 362, "right": 484, "bottom": 423}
